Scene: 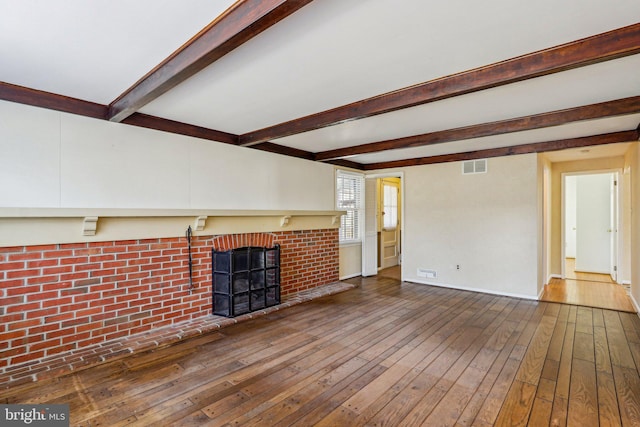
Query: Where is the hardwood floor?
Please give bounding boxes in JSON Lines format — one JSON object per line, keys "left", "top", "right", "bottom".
{"left": 541, "top": 259, "right": 635, "bottom": 313}
{"left": 2, "top": 274, "right": 640, "bottom": 426}
{"left": 564, "top": 258, "right": 615, "bottom": 284}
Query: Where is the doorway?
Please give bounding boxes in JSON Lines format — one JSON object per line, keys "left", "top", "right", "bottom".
{"left": 362, "top": 173, "right": 403, "bottom": 278}
{"left": 541, "top": 167, "right": 632, "bottom": 312}
{"left": 562, "top": 172, "right": 619, "bottom": 282}
{"left": 378, "top": 177, "right": 401, "bottom": 270}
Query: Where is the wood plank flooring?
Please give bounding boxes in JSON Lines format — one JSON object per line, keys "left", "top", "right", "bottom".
{"left": 564, "top": 258, "right": 615, "bottom": 284}
{"left": 541, "top": 278, "right": 636, "bottom": 313}
{"left": 541, "top": 259, "right": 635, "bottom": 313}
{"left": 2, "top": 273, "right": 640, "bottom": 426}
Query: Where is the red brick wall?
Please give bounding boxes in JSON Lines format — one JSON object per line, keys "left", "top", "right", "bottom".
{"left": 0, "top": 229, "right": 338, "bottom": 372}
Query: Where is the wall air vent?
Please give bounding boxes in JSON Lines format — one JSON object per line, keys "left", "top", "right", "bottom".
{"left": 462, "top": 159, "right": 487, "bottom": 175}
{"left": 417, "top": 268, "right": 437, "bottom": 279}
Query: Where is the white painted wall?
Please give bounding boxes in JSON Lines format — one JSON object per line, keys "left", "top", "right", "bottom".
{"left": 539, "top": 155, "right": 553, "bottom": 286}
{"left": 0, "top": 101, "right": 335, "bottom": 210}
{"left": 622, "top": 164, "right": 632, "bottom": 285}
{"left": 626, "top": 144, "right": 640, "bottom": 310}
{"left": 339, "top": 242, "right": 362, "bottom": 279}
{"left": 402, "top": 154, "right": 540, "bottom": 299}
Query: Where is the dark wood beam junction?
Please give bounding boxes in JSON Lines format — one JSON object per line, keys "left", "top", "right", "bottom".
{"left": 122, "top": 113, "right": 238, "bottom": 145}
{"left": 325, "top": 158, "right": 365, "bottom": 170}
{"left": 315, "top": 96, "right": 640, "bottom": 161}
{"left": 0, "top": 82, "right": 107, "bottom": 120}
{"left": 252, "top": 141, "right": 314, "bottom": 160}
{"left": 251, "top": 142, "right": 366, "bottom": 168}
{"left": 108, "top": 0, "right": 314, "bottom": 122}
{"left": 363, "top": 130, "right": 639, "bottom": 170}
{"left": 240, "top": 23, "right": 640, "bottom": 146}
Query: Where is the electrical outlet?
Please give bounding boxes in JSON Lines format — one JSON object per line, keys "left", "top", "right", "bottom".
{"left": 456, "top": 264, "right": 460, "bottom": 270}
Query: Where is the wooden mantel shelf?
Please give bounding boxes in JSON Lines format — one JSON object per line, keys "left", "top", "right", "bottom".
{"left": 0, "top": 208, "right": 345, "bottom": 247}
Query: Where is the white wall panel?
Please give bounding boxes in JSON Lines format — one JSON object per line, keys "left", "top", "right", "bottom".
{"left": 0, "top": 101, "right": 60, "bottom": 207}
{"left": 189, "top": 139, "right": 334, "bottom": 210}
{"left": 1, "top": 101, "right": 335, "bottom": 211}
{"left": 60, "top": 114, "right": 191, "bottom": 208}
{"left": 402, "top": 153, "right": 539, "bottom": 298}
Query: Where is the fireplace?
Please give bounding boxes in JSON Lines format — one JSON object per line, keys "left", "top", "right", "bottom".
{"left": 212, "top": 245, "right": 281, "bottom": 317}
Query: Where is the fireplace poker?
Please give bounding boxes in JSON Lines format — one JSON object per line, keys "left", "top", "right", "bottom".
{"left": 186, "top": 225, "right": 194, "bottom": 294}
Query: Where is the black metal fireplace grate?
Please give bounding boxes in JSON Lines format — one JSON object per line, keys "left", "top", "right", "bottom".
{"left": 212, "top": 245, "right": 280, "bottom": 317}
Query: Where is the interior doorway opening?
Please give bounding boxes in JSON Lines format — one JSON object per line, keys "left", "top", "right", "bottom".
{"left": 562, "top": 171, "right": 620, "bottom": 283}
{"left": 362, "top": 173, "right": 404, "bottom": 279}
{"left": 378, "top": 177, "right": 401, "bottom": 270}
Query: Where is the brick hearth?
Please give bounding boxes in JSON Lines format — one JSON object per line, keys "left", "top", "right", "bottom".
{"left": 0, "top": 281, "right": 354, "bottom": 388}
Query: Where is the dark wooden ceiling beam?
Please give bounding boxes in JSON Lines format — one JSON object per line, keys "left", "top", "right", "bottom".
{"left": 326, "top": 159, "right": 365, "bottom": 170}
{"left": 0, "top": 82, "right": 107, "bottom": 119}
{"left": 122, "top": 113, "right": 238, "bottom": 145}
{"left": 362, "top": 130, "right": 639, "bottom": 170}
{"left": 252, "top": 141, "right": 314, "bottom": 160}
{"left": 240, "top": 23, "right": 640, "bottom": 146}
{"left": 315, "top": 96, "right": 640, "bottom": 161}
{"left": 108, "top": 0, "right": 314, "bottom": 122}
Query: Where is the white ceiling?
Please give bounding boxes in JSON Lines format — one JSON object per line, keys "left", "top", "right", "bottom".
{"left": 0, "top": 0, "right": 236, "bottom": 103}
{"left": 1, "top": 0, "right": 639, "bottom": 167}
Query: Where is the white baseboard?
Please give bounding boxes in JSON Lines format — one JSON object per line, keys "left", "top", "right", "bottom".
{"left": 406, "top": 278, "right": 538, "bottom": 301}
{"left": 339, "top": 272, "right": 361, "bottom": 280}
{"left": 622, "top": 280, "right": 632, "bottom": 286}
{"left": 547, "top": 274, "right": 561, "bottom": 284}
{"left": 538, "top": 286, "right": 546, "bottom": 300}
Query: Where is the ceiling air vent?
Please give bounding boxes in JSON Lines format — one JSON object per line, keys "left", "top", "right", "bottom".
{"left": 462, "top": 159, "right": 487, "bottom": 175}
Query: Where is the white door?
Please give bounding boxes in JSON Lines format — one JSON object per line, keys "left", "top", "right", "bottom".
{"left": 362, "top": 178, "right": 378, "bottom": 276}
{"left": 575, "top": 173, "right": 613, "bottom": 274}
{"left": 379, "top": 178, "right": 400, "bottom": 269}
{"left": 564, "top": 176, "right": 577, "bottom": 258}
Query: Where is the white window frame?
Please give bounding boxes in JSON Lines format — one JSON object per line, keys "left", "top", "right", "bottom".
{"left": 336, "top": 170, "right": 364, "bottom": 244}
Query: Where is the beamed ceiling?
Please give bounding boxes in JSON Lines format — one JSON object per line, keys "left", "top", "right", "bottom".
{"left": 1, "top": 0, "right": 639, "bottom": 170}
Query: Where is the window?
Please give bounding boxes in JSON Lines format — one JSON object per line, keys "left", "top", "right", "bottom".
{"left": 382, "top": 183, "right": 398, "bottom": 230}
{"left": 336, "top": 171, "right": 364, "bottom": 243}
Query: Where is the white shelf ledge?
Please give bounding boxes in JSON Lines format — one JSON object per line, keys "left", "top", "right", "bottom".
{"left": 0, "top": 208, "right": 345, "bottom": 218}
{"left": 0, "top": 208, "right": 345, "bottom": 247}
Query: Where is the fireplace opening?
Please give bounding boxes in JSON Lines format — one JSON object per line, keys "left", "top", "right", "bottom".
{"left": 212, "top": 245, "right": 281, "bottom": 317}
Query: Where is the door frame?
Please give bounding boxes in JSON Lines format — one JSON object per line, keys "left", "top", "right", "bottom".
{"left": 560, "top": 169, "right": 622, "bottom": 282}
{"left": 379, "top": 177, "right": 401, "bottom": 270}
{"left": 362, "top": 171, "right": 405, "bottom": 281}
